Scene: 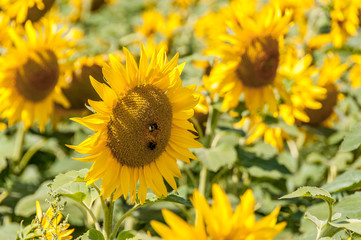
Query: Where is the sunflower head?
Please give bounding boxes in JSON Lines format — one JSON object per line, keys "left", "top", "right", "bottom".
{"left": 237, "top": 36, "right": 279, "bottom": 88}
{"left": 16, "top": 49, "right": 59, "bottom": 102}
{"left": 304, "top": 82, "right": 338, "bottom": 126}
{"left": 107, "top": 85, "right": 173, "bottom": 167}
{"left": 151, "top": 184, "right": 286, "bottom": 240}
{"left": 302, "top": 55, "right": 347, "bottom": 126}
{"left": 68, "top": 45, "right": 202, "bottom": 204}
{"left": 0, "top": 20, "right": 75, "bottom": 131}
{"left": 34, "top": 201, "right": 74, "bottom": 240}
{"left": 1, "top": 0, "right": 55, "bottom": 23}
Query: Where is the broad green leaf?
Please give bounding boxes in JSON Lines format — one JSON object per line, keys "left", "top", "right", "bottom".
{"left": 322, "top": 170, "right": 361, "bottom": 193}
{"left": 330, "top": 219, "right": 361, "bottom": 234}
{"left": 144, "top": 191, "right": 192, "bottom": 207}
{"left": 0, "top": 223, "right": 20, "bottom": 240}
{"left": 62, "top": 192, "right": 87, "bottom": 202}
{"left": 195, "top": 143, "right": 237, "bottom": 172}
{"left": 15, "top": 181, "right": 51, "bottom": 217}
{"left": 80, "top": 229, "right": 105, "bottom": 240}
{"left": 334, "top": 192, "right": 361, "bottom": 220}
{"left": 339, "top": 124, "right": 361, "bottom": 152}
{"left": 117, "top": 231, "right": 136, "bottom": 240}
{"left": 52, "top": 169, "right": 98, "bottom": 207}
{"left": 280, "top": 186, "right": 335, "bottom": 205}
{"left": 238, "top": 147, "right": 290, "bottom": 174}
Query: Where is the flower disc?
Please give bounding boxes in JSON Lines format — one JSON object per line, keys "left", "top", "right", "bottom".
{"left": 16, "top": 49, "right": 59, "bottom": 102}
{"left": 107, "top": 85, "right": 172, "bottom": 167}
{"left": 237, "top": 37, "right": 279, "bottom": 88}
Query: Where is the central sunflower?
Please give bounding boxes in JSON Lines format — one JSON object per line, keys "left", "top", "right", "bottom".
{"left": 68, "top": 46, "right": 202, "bottom": 204}
{"left": 107, "top": 85, "right": 173, "bottom": 167}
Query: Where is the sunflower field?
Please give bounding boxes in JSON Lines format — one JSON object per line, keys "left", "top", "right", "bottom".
{"left": 2, "top": 0, "right": 361, "bottom": 239}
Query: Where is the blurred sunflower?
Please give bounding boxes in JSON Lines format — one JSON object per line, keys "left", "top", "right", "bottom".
{"left": 202, "top": 0, "right": 292, "bottom": 113}
{"left": 270, "top": 0, "right": 314, "bottom": 38}
{"left": 309, "top": 0, "right": 361, "bottom": 48}
{"left": 0, "top": 13, "right": 11, "bottom": 48}
{"left": 277, "top": 47, "right": 327, "bottom": 125}
{"left": 136, "top": 10, "right": 182, "bottom": 50}
{"left": 0, "top": 122, "right": 6, "bottom": 131}
{"left": 0, "top": 20, "right": 75, "bottom": 131}
{"left": 151, "top": 184, "right": 286, "bottom": 240}
{"left": 235, "top": 115, "right": 289, "bottom": 152}
{"left": 303, "top": 55, "right": 348, "bottom": 126}
{"left": 68, "top": 45, "right": 202, "bottom": 204}
{"left": 349, "top": 55, "right": 361, "bottom": 88}
{"left": 34, "top": 201, "right": 74, "bottom": 240}
{"left": 69, "top": 0, "right": 115, "bottom": 21}
{"left": 54, "top": 54, "right": 107, "bottom": 123}
{"left": 137, "top": 10, "right": 165, "bottom": 38}
{"left": 0, "top": 0, "right": 55, "bottom": 23}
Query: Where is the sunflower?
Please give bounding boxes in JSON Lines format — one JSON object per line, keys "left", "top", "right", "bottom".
{"left": 303, "top": 55, "right": 348, "bottom": 126}
{"left": 34, "top": 201, "right": 74, "bottom": 240}
{"left": 349, "top": 55, "right": 361, "bottom": 88}
{"left": 69, "top": 0, "right": 116, "bottom": 22}
{"left": 0, "top": 0, "right": 55, "bottom": 23}
{"left": 0, "top": 122, "right": 6, "bottom": 131}
{"left": 277, "top": 47, "right": 327, "bottom": 125}
{"left": 309, "top": 0, "right": 361, "bottom": 49}
{"left": 136, "top": 10, "right": 165, "bottom": 38}
{"left": 269, "top": 0, "right": 314, "bottom": 38}
{"left": 68, "top": 45, "right": 202, "bottom": 204}
{"left": 0, "top": 20, "right": 75, "bottom": 131}
{"left": 235, "top": 115, "right": 289, "bottom": 152}
{"left": 0, "top": 13, "right": 11, "bottom": 48}
{"left": 202, "top": 0, "right": 292, "bottom": 113}
{"left": 151, "top": 184, "right": 286, "bottom": 240}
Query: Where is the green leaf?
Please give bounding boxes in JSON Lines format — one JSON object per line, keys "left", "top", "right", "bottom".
{"left": 144, "top": 191, "right": 192, "bottom": 207}
{"left": 330, "top": 219, "right": 361, "bottom": 235}
{"left": 280, "top": 186, "right": 335, "bottom": 205}
{"left": 15, "top": 181, "right": 51, "bottom": 217}
{"left": 80, "top": 229, "right": 105, "bottom": 240}
{"left": 117, "top": 231, "right": 136, "bottom": 240}
{"left": 322, "top": 170, "right": 361, "bottom": 193}
{"left": 62, "top": 192, "right": 87, "bottom": 202}
{"left": 195, "top": 143, "right": 237, "bottom": 172}
{"left": 52, "top": 169, "right": 98, "bottom": 207}
{"left": 339, "top": 124, "right": 361, "bottom": 152}
{"left": 334, "top": 192, "right": 361, "bottom": 220}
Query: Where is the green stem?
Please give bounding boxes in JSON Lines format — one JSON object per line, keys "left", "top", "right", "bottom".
{"left": 80, "top": 201, "right": 101, "bottom": 231}
{"left": 12, "top": 122, "right": 25, "bottom": 162}
{"left": 103, "top": 194, "right": 114, "bottom": 240}
{"left": 184, "top": 166, "right": 197, "bottom": 188}
{"left": 198, "top": 165, "right": 207, "bottom": 196}
{"left": 14, "top": 139, "right": 47, "bottom": 174}
{"left": 327, "top": 202, "right": 333, "bottom": 223}
{"left": 109, "top": 204, "right": 141, "bottom": 240}
{"left": 92, "top": 184, "right": 108, "bottom": 221}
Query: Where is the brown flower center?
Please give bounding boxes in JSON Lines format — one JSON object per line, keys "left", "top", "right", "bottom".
{"left": 26, "top": 0, "right": 55, "bottom": 23}
{"left": 304, "top": 83, "right": 338, "bottom": 126}
{"left": 237, "top": 36, "right": 279, "bottom": 88}
{"left": 107, "top": 85, "right": 173, "bottom": 167}
{"left": 15, "top": 49, "right": 59, "bottom": 102}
